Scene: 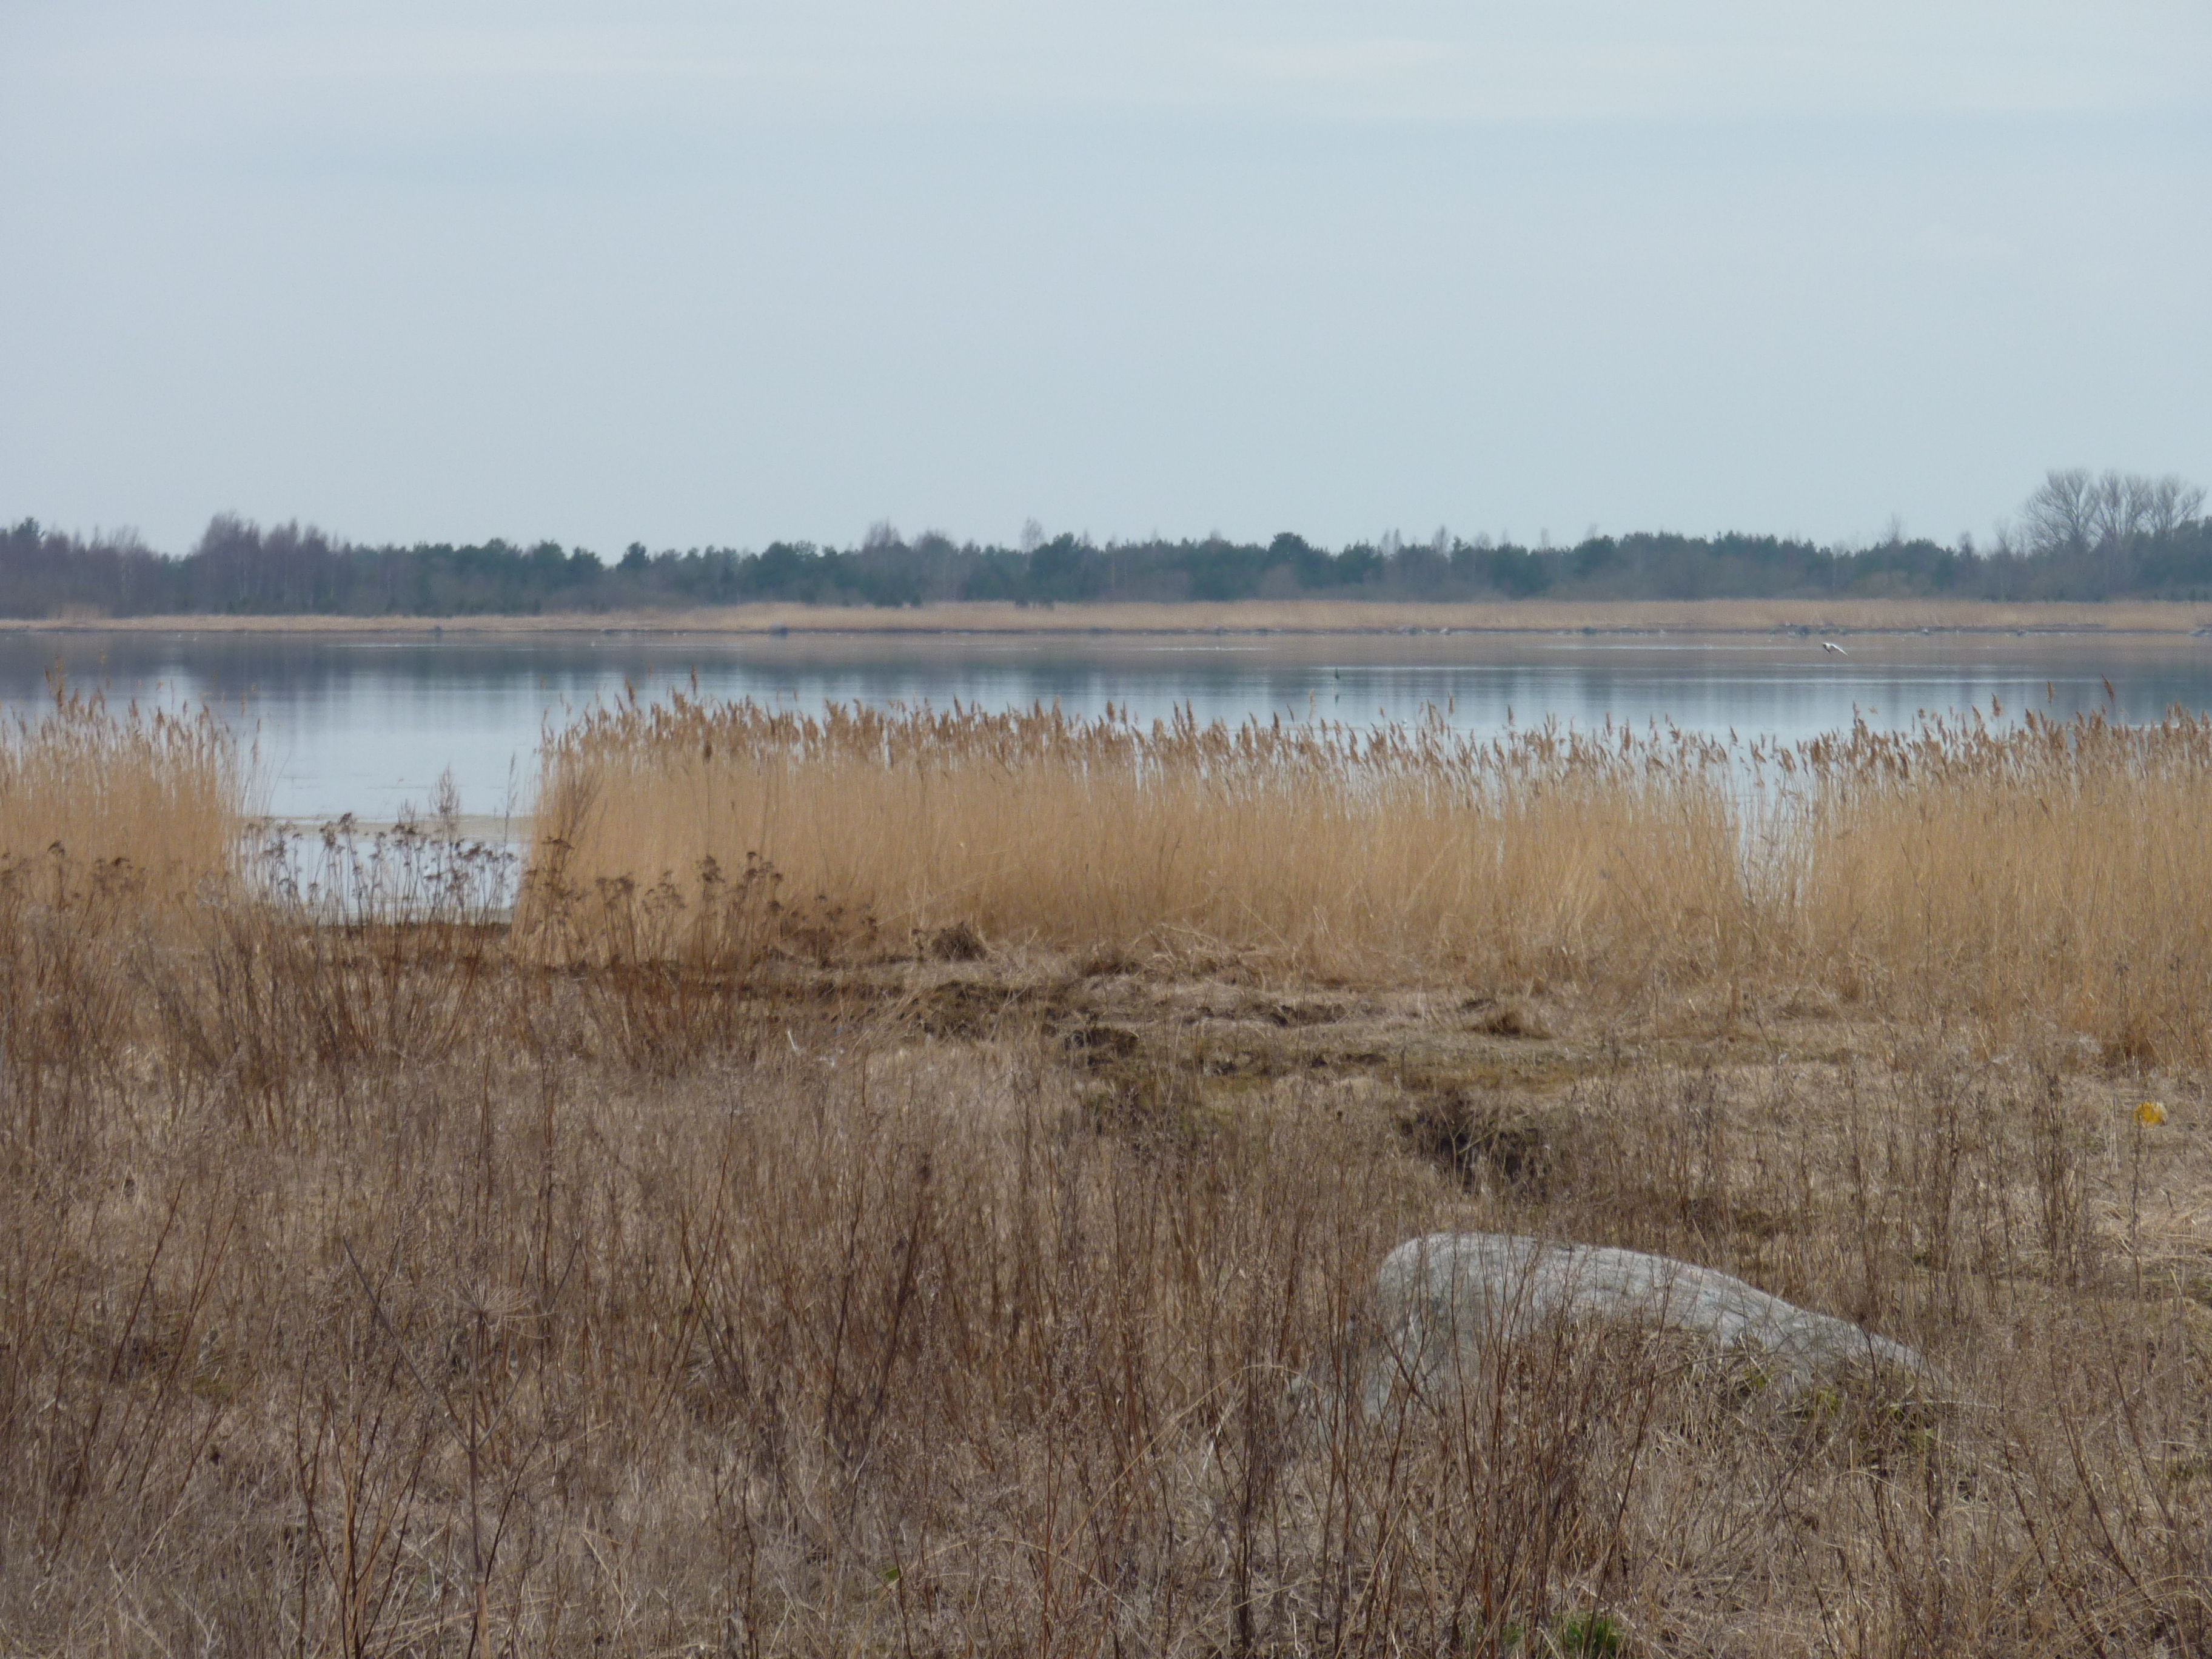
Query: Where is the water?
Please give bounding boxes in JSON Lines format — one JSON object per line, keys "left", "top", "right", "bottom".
{"left": 5, "top": 626, "right": 2211, "bottom": 825}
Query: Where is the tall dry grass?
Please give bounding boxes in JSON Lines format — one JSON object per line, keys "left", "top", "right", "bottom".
{"left": 29, "top": 597, "right": 2212, "bottom": 634}
{"left": 1784, "top": 708, "right": 2212, "bottom": 1061}
{"left": 1, "top": 905, "right": 2205, "bottom": 1652}
{"left": 0, "top": 685, "right": 247, "bottom": 893}
{"left": 531, "top": 699, "right": 1753, "bottom": 990}
{"left": 534, "top": 695, "right": 2212, "bottom": 1062}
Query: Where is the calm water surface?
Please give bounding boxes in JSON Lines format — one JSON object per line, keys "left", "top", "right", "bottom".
{"left": 6, "top": 628, "right": 2211, "bottom": 823}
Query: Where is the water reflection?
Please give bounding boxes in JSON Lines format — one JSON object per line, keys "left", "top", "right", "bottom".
{"left": 5, "top": 628, "right": 2210, "bottom": 823}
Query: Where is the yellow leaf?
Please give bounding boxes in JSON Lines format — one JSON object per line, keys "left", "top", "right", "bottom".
{"left": 2136, "top": 1101, "right": 2168, "bottom": 1127}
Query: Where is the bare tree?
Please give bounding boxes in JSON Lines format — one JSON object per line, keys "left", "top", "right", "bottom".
{"left": 2022, "top": 467, "right": 2205, "bottom": 559}
{"left": 2022, "top": 468, "right": 2097, "bottom": 557}
{"left": 2143, "top": 474, "right": 2209, "bottom": 538}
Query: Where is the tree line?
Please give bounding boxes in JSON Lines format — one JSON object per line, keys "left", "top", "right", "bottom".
{"left": 4, "top": 471, "right": 2206, "bottom": 618}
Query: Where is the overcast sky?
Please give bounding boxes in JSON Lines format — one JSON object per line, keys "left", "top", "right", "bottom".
{"left": 4, "top": 1, "right": 2207, "bottom": 555}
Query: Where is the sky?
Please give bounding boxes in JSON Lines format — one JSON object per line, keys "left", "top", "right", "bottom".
{"left": 3, "top": 1, "right": 2208, "bottom": 556}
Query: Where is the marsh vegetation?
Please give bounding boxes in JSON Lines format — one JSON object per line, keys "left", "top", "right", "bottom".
{"left": 1, "top": 693, "right": 2208, "bottom": 1654}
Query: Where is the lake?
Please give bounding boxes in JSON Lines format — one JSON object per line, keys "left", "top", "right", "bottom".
{"left": 7, "top": 626, "right": 2212, "bottom": 825}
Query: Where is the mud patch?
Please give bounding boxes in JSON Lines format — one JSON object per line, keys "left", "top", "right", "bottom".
{"left": 916, "top": 979, "right": 1018, "bottom": 1039}
{"left": 1401, "top": 1088, "right": 1570, "bottom": 1196}
{"left": 924, "top": 920, "right": 988, "bottom": 962}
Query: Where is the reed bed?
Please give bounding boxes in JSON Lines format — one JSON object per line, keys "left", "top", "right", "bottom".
{"left": 1784, "top": 708, "right": 2212, "bottom": 1061}
{"left": 535, "top": 695, "right": 2212, "bottom": 1063}
{"left": 529, "top": 699, "right": 1751, "bottom": 991}
{"left": 0, "top": 687, "right": 246, "bottom": 895}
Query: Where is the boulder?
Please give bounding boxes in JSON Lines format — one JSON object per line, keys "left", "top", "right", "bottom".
{"left": 1361, "top": 1232, "right": 1939, "bottom": 1415}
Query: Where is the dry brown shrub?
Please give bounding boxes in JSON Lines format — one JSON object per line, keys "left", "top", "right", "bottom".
{"left": 4, "top": 970, "right": 2208, "bottom": 1655}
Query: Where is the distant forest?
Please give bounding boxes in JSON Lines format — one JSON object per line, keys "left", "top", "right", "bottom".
{"left": 4, "top": 471, "right": 2207, "bottom": 618}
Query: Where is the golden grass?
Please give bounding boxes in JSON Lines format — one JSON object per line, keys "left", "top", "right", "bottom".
{"left": 0, "top": 688, "right": 247, "bottom": 893}
{"left": 530, "top": 701, "right": 1751, "bottom": 988}
{"left": 535, "top": 696, "right": 2212, "bottom": 1064}
{"left": 13, "top": 596, "right": 2212, "bottom": 634}
{"left": 1789, "top": 710, "right": 2212, "bottom": 1060}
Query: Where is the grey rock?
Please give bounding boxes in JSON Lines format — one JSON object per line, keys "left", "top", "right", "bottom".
{"left": 1360, "top": 1232, "right": 1939, "bottom": 1415}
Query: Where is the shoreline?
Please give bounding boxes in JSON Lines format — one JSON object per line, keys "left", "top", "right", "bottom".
{"left": 6, "top": 597, "right": 2212, "bottom": 638}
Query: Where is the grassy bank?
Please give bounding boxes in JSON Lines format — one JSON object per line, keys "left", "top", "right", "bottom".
{"left": 8, "top": 597, "right": 2212, "bottom": 635}
{"left": 1, "top": 699, "right": 2208, "bottom": 1654}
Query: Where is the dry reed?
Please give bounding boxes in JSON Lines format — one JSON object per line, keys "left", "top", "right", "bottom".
{"left": 16, "top": 597, "right": 2212, "bottom": 635}
{"left": 0, "top": 685, "right": 247, "bottom": 894}
{"left": 534, "top": 694, "right": 2212, "bottom": 1064}
{"left": 530, "top": 699, "right": 1749, "bottom": 992}
{"left": 1782, "top": 707, "right": 2212, "bottom": 1061}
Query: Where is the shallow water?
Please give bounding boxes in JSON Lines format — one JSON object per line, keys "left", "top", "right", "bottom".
{"left": 5, "top": 627, "right": 2211, "bottom": 823}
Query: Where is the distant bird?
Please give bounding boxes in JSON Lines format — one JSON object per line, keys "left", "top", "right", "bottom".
{"left": 1822, "top": 641, "right": 1848, "bottom": 655}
